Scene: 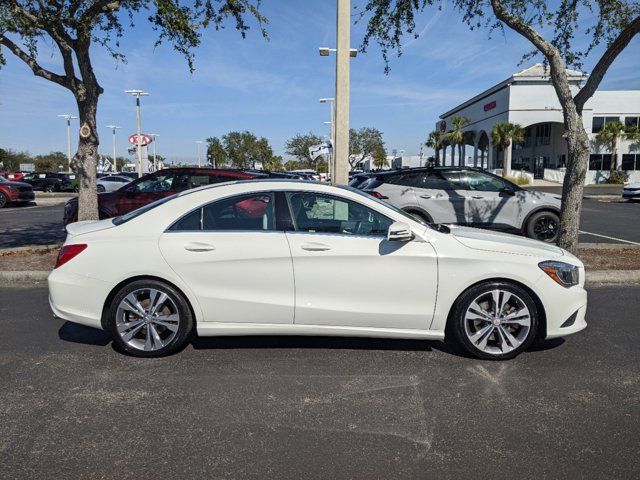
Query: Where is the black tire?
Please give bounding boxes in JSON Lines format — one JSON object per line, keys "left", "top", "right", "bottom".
{"left": 44, "top": 184, "right": 55, "bottom": 193}
{"left": 450, "top": 281, "right": 539, "bottom": 360}
{"left": 97, "top": 184, "right": 106, "bottom": 193}
{"left": 0, "top": 192, "right": 8, "bottom": 208}
{"left": 525, "top": 210, "right": 560, "bottom": 243}
{"left": 404, "top": 209, "right": 432, "bottom": 225}
{"left": 106, "top": 279, "right": 194, "bottom": 357}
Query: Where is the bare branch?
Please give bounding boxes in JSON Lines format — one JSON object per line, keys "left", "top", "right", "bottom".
{"left": 575, "top": 15, "right": 640, "bottom": 110}
{"left": 0, "top": 35, "right": 71, "bottom": 89}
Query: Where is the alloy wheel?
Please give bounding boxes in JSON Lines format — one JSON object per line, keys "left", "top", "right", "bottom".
{"left": 115, "top": 288, "right": 181, "bottom": 351}
{"left": 463, "top": 289, "right": 531, "bottom": 355}
{"left": 533, "top": 215, "right": 558, "bottom": 242}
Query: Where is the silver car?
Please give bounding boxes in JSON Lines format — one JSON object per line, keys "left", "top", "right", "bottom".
{"left": 353, "top": 168, "right": 562, "bottom": 243}
{"left": 96, "top": 175, "right": 132, "bottom": 193}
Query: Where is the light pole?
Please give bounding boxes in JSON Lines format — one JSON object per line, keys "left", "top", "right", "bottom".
{"left": 319, "top": 0, "right": 358, "bottom": 186}
{"left": 106, "top": 125, "right": 120, "bottom": 172}
{"left": 57, "top": 114, "right": 78, "bottom": 172}
{"left": 320, "top": 97, "right": 335, "bottom": 181}
{"left": 125, "top": 89, "right": 149, "bottom": 178}
{"left": 150, "top": 133, "right": 159, "bottom": 171}
{"left": 195, "top": 141, "right": 203, "bottom": 167}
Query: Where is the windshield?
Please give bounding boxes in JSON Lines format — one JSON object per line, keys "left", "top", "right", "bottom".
{"left": 112, "top": 194, "right": 177, "bottom": 226}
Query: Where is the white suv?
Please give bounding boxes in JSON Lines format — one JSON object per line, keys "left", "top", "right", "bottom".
{"left": 353, "top": 168, "right": 562, "bottom": 243}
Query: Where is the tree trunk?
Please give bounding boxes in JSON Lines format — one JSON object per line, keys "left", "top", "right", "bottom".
{"left": 434, "top": 147, "right": 439, "bottom": 164}
{"left": 504, "top": 141, "right": 512, "bottom": 177}
{"left": 610, "top": 138, "right": 617, "bottom": 175}
{"left": 558, "top": 114, "right": 591, "bottom": 253}
{"left": 73, "top": 89, "right": 100, "bottom": 222}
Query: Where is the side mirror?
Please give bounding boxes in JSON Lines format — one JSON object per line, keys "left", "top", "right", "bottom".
{"left": 501, "top": 185, "right": 516, "bottom": 196}
{"left": 387, "top": 222, "right": 414, "bottom": 242}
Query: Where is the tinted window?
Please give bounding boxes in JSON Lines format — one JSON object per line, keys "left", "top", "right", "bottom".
{"left": 440, "top": 171, "right": 463, "bottom": 188}
{"left": 171, "top": 209, "right": 202, "bottom": 231}
{"left": 286, "top": 192, "right": 392, "bottom": 236}
{"left": 130, "top": 174, "right": 176, "bottom": 193}
{"left": 458, "top": 171, "right": 505, "bottom": 191}
{"left": 592, "top": 117, "right": 604, "bottom": 133}
{"left": 386, "top": 173, "right": 418, "bottom": 187}
{"left": 414, "top": 172, "right": 455, "bottom": 190}
{"left": 202, "top": 193, "right": 274, "bottom": 231}
{"left": 172, "top": 173, "right": 225, "bottom": 191}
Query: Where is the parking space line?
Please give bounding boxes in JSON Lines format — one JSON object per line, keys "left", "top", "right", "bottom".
{"left": 579, "top": 230, "right": 640, "bottom": 246}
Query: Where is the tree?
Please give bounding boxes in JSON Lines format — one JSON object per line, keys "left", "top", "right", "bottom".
{"left": 359, "top": 0, "right": 640, "bottom": 252}
{"left": 491, "top": 122, "right": 524, "bottom": 176}
{"left": 349, "top": 127, "right": 386, "bottom": 169}
{"left": 1, "top": 1, "right": 267, "bottom": 222}
{"left": 0, "top": 148, "right": 31, "bottom": 171}
{"left": 263, "top": 154, "right": 283, "bottom": 172}
{"left": 596, "top": 121, "right": 626, "bottom": 175}
{"left": 425, "top": 130, "right": 444, "bottom": 165}
{"left": 206, "top": 137, "right": 227, "bottom": 168}
{"left": 444, "top": 116, "right": 470, "bottom": 166}
{"left": 284, "top": 160, "right": 299, "bottom": 171}
{"left": 284, "top": 132, "right": 324, "bottom": 169}
{"left": 34, "top": 151, "right": 68, "bottom": 171}
{"left": 222, "top": 131, "right": 277, "bottom": 170}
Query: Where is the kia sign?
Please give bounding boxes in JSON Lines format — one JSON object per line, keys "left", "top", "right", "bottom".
{"left": 484, "top": 100, "right": 497, "bottom": 112}
{"left": 128, "top": 133, "right": 153, "bottom": 146}
{"left": 439, "top": 120, "right": 447, "bottom": 133}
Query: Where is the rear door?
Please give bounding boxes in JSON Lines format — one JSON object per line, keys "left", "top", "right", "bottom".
{"left": 158, "top": 191, "right": 294, "bottom": 324}
{"left": 412, "top": 171, "right": 467, "bottom": 224}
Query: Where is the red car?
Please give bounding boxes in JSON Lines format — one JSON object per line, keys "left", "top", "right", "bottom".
{"left": 63, "top": 168, "right": 262, "bottom": 224}
{"left": 0, "top": 176, "right": 35, "bottom": 208}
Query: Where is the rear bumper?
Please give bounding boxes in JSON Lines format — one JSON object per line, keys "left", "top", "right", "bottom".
{"left": 48, "top": 268, "right": 109, "bottom": 329}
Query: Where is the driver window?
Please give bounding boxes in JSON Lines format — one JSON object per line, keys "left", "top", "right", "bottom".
{"left": 286, "top": 192, "right": 392, "bottom": 236}
{"left": 131, "top": 174, "right": 175, "bottom": 193}
{"left": 459, "top": 171, "right": 505, "bottom": 191}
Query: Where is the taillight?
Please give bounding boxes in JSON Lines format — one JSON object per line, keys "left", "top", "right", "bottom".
{"left": 54, "top": 244, "right": 87, "bottom": 269}
{"left": 365, "top": 190, "right": 388, "bottom": 200}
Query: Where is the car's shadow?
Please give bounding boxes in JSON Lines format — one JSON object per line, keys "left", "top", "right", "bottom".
{"left": 58, "top": 321, "right": 565, "bottom": 358}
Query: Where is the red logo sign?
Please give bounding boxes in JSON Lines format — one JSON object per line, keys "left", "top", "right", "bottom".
{"left": 439, "top": 120, "right": 447, "bottom": 133}
{"left": 128, "top": 134, "right": 153, "bottom": 146}
{"left": 484, "top": 100, "right": 496, "bottom": 112}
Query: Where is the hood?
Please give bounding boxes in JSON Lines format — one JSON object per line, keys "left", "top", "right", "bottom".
{"left": 2, "top": 180, "right": 32, "bottom": 188}
{"left": 449, "top": 225, "right": 564, "bottom": 258}
{"left": 66, "top": 218, "right": 115, "bottom": 237}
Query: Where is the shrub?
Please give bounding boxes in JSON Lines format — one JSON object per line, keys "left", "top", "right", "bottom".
{"left": 504, "top": 175, "right": 531, "bottom": 186}
{"left": 602, "top": 171, "right": 629, "bottom": 184}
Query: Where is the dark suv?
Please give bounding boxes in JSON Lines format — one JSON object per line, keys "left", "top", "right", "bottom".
{"left": 351, "top": 167, "right": 562, "bottom": 243}
{"left": 63, "top": 168, "right": 263, "bottom": 225}
{"left": 23, "top": 172, "right": 74, "bottom": 192}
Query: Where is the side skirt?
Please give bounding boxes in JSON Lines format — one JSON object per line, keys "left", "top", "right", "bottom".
{"left": 196, "top": 322, "right": 445, "bottom": 341}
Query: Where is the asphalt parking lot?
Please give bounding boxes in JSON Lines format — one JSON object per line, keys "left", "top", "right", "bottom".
{"left": 1, "top": 196, "right": 638, "bottom": 249}
{"left": 0, "top": 284, "right": 638, "bottom": 479}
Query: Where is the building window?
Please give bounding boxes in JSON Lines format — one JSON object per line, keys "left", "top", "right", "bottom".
{"left": 625, "top": 117, "right": 639, "bottom": 130}
{"left": 589, "top": 154, "right": 613, "bottom": 171}
{"left": 535, "top": 124, "right": 551, "bottom": 145}
{"left": 556, "top": 154, "right": 566, "bottom": 169}
{"left": 592, "top": 117, "right": 604, "bottom": 133}
{"left": 622, "top": 154, "right": 640, "bottom": 171}
{"left": 523, "top": 128, "right": 532, "bottom": 148}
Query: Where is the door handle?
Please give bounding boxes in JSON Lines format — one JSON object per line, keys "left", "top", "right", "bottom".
{"left": 301, "top": 243, "right": 331, "bottom": 251}
{"left": 184, "top": 242, "right": 216, "bottom": 252}
{"left": 471, "top": 195, "right": 484, "bottom": 199}
{"left": 419, "top": 194, "right": 432, "bottom": 199}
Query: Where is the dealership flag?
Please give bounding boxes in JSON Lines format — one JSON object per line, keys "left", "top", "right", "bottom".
{"left": 308, "top": 142, "right": 332, "bottom": 160}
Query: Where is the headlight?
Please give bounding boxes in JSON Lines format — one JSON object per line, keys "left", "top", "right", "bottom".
{"left": 538, "top": 261, "right": 579, "bottom": 288}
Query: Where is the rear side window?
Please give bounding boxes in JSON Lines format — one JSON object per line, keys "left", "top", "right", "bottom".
{"left": 169, "top": 192, "right": 276, "bottom": 231}
{"left": 415, "top": 172, "right": 455, "bottom": 190}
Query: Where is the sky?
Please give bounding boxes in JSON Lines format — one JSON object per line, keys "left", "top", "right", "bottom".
{"left": 1, "top": 0, "right": 638, "bottom": 164}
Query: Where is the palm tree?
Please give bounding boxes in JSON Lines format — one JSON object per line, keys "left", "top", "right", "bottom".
{"left": 444, "top": 116, "right": 470, "bottom": 166}
{"left": 425, "top": 130, "right": 444, "bottom": 165}
{"left": 491, "top": 122, "right": 524, "bottom": 176}
{"left": 596, "top": 121, "right": 625, "bottom": 174}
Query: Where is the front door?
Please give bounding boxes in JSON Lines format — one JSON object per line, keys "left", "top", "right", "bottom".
{"left": 283, "top": 191, "right": 438, "bottom": 330}
{"left": 158, "top": 192, "right": 294, "bottom": 324}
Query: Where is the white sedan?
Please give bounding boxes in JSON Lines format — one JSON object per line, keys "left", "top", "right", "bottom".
{"left": 48, "top": 180, "right": 587, "bottom": 360}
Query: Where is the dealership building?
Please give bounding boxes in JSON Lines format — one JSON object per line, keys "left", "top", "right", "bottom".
{"left": 436, "top": 64, "right": 640, "bottom": 183}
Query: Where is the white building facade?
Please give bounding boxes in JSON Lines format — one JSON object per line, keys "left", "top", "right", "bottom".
{"left": 437, "top": 64, "right": 640, "bottom": 183}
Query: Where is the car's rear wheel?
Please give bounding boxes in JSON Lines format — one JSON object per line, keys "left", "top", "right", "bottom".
{"left": 107, "top": 280, "right": 193, "bottom": 357}
{"left": 526, "top": 211, "right": 559, "bottom": 243}
{"left": 97, "top": 184, "right": 106, "bottom": 193}
{"left": 44, "top": 184, "right": 55, "bottom": 193}
{"left": 0, "top": 192, "right": 8, "bottom": 208}
{"left": 450, "top": 281, "right": 539, "bottom": 360}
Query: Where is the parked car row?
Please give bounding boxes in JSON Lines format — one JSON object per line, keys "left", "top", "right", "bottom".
{"left": 0, "top": 176, "right": 35, "bottom": 208}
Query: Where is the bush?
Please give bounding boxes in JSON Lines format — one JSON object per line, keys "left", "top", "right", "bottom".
{"left": 504, "top": 175, "right": 531, "bottom": 186}
{"left": 602, "top": 171, "right": 629, "bottom": 184}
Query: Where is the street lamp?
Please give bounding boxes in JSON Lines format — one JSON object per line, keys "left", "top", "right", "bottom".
{"left": 125, "top": 89, "right": 149, "bottom": 178}
{"left": 150, "top": 133, "right": 159, "bottom": 171}
{"left": 105, "top": 125, "right": 120, "bottom": 172}
{"left": 318, "top": 0, "right": 358, "bottom": 186}
{"left": 195, "top": 141, "right": 203, "bottom": 167}
{"left": 319, "top": 97, "right": 335, "bottom": 181}
{"left": 57, "top": 114, "right": 78, "bottom": 171}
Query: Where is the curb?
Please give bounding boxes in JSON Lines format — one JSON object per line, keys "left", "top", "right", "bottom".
{"left": 0, "top": 271, "right": 50, "bottom": 282}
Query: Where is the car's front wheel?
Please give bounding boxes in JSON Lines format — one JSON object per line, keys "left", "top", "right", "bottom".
{"left": 526, "top": 211, "right": 559, "bottom": 243}
{"left": 97, "top": 184, "right": 106, "bottom": 193}
{"left": 0, "top": 192, "right": 8, "bottom": 208}
{"left": 106, "top": 280, "right": 193, "bottom": 357}
{"left": 450, "top": 281, "right": 539, "bottom": 360}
